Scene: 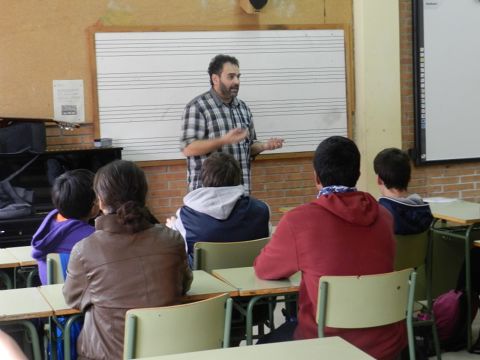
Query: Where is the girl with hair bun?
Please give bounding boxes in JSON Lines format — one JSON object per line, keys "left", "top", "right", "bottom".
{"left": 63, "top": 160, "right": 192, "bottom": 360}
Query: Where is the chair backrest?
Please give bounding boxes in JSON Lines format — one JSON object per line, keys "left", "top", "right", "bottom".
{"left": 394, "top": 230, "right": 429, "bottom": 270}
{"left": 193, "top": 237, "right": 269, "bottom": 273}
{"left": 123, "top": 293, "right": 232, "bottom": 360}
{"left": 46, "top": 253, "right": 70, "bottom": 284}
{"left": 317, "top": 268, "right": 415, "bottom": 332}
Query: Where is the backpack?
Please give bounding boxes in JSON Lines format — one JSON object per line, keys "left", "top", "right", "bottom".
{"left": 433, "top": 289, "right": 479, "bottom": 351}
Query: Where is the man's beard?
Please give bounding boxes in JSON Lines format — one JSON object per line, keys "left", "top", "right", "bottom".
{"left": 219, "top": 81, "right": 239, "bottom": 100}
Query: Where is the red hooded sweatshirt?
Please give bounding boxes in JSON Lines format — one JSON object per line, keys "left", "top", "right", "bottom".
{"left": 254, "top": 191, "right": 407, "bottom": 360}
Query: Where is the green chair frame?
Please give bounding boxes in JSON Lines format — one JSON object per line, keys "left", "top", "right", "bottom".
{"left": 317, "top": 269, "right": 417, "bottom": 360}
{"left": 193, "top": 237, "right": 270, "bottom": 273}
{"left": 123, "top": 293, "right": 232, "bottom": 359}
{"left": 395, "top": 230, "right": 441, "bottom": 359}
{"left": 46, "top": 253, "right": 83, "bottom": 360}
{"left": 193, "top": 237, "right": 276, "bottom": 343}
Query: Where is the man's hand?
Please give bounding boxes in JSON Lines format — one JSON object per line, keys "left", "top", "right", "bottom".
{"left": 262, "top": 137, "right": 284, "bottom": 151}
{"left": 182, "top": 128, "right": 249, "bottom": 157}
{"left": 221, "top": 128, "right": 248, "bottom": 145}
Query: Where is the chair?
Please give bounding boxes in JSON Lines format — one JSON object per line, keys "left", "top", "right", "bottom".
{"left": 193, "top": 237, "right": 270, "bottom": 273}
{"left": 123, "top": 293, "right": 232, "bottom": 359}
{"left": 46, "top": 253, "right": 83, "bottom": 360}
{"left": 317, "top": 268, "right": 416, "bottom": 360}
{"left": 395, "top": 231, "right": 442, "bottom": 359}
{"left": 193, "top": 237, "right": 279, "bottom": 343}
{"left": 46, "top": 252, "right": 70, "bottom": 284}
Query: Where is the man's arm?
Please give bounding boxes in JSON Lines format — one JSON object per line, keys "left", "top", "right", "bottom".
{"left": 250, "top": 137, "right": 284, "bottom": 157}
{"left": 182, "top": 128, "right": 248, "bottom": 157}
{"left": 254, "top": 214, "right": 299, "bottom": 280}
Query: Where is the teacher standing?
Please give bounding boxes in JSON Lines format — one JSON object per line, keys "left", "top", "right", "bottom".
{"left": 181, "top": 54, "right": 283, "bottom": 193}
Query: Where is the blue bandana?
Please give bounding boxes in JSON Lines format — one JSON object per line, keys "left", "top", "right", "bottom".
{"left": 317, "top": 185, "right": 357, "bottom": 198}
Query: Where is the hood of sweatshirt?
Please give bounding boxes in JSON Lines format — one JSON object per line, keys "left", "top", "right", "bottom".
{"left": 314, "top": 191, "right": 380, "bottom": 226}
{"left": 380, "top": 193, "right": 425, "bottom": 206}
{"left": 31, "top": 209, "right": 95, "bottom": 259}
{"left": 183, "top": 185, "right": 245, "bottom": 220}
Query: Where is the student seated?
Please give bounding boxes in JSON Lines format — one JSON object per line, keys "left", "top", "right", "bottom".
{"left": 374, "top": 147, "right": 433, "bottom": 235}
{"left": 254, "top": 136, "right": 406, "bottom": 360}
{"left": 31, "top": 169, "right": 98, "bottom": 285}
{"left": 167, "top": 152, "right": 270, "bottom": 262}
{"left": 63, "top": 160, "right": 192, "bottom": 360}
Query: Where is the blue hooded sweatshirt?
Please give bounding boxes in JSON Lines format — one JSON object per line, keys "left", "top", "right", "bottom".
{"left": 31, "top": 209, "right": 94, "bottom": 284}
{"left": 170, "top": 185, "right": 270, "bottom": 259}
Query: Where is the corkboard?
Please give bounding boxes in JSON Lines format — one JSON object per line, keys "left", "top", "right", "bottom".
{"left": 0, "top": 0, "right": 352, "bottom": 125}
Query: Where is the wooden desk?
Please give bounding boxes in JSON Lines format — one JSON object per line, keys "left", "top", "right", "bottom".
{"left": 0, "top": 287, "right": 53, "bottom": 321}
{"left": 0, "top": 248, "right": 20, "bottom": 269}
{"left": 0, "top": 287, "right": 52, "bottom": 360}
{"left": 36, "top": 273, "right": 238, "bottom": 360}
{"left": 38, "top": 284, "right": 80, "bottom": 317}
{"left": 212, "top": 267, "right": 300, "bottom": 345}
{"left": 135, "top": 337, "right": 374, "bottom": 360}
{"left": 37, "top": 271, "right": 239, "bottom": 316}
{"left": 429, "top": 199, "right": 480, "bottom": 350}
{"left": 4, "top": 245, "right": 38, "bottom": 288}
{"left": 278, "top": 207, "right": 294, "bottom": 214}
{"left": 430, "top": 200, "right": 480, "bottom": 225}
{"left": 185, "top": 270, "right": 238, "bottom": 301}
{"left": 212, "top": 267, "right": 299, "bottom": 296}
{"left": 6, "top": 245, "right": 36, "bottom": 266}
{"left": 0, "top": 249, "right": 20, "bottom": 289}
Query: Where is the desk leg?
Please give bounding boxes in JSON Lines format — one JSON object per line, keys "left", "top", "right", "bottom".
{"left": 0, "top": 270, "right": 12, "bottom": 289}
{"left": 4, "top": 320, "right": 42, "bottom": 360}
{"left": 427, "top": 228, "right": 442, "bottom": 359}
{"left": 431, "top": 220, "right": 476, "bottom": 351}
{"left": 64, "top": 314, "right": 83, "bottom": 360}
{"left": 465, "top": 224, "right": 474, "bottom": 351}
{"left": 246, "top": 295, "right": 264, "bottom": 345}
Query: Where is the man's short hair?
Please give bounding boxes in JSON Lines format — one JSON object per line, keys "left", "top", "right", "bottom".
{"left": 374, "top": 148, "right": 411, "bottom": 191}
{"left": 200, "top": 152, "right": 242, "bottom": 187}
{"left": 51, "top": 169, "right": 95, "bottom": 220}
{"left": 208, "top": 54, "right": 240, "bottom": 85}
{"left": 313, "top": 136, "right": 360, "bottom": 187}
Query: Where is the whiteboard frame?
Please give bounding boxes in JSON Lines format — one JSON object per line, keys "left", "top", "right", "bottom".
{"left": 413, "top": 0, "right": 480, "bottom": 165}
{"left": 89, "top": 25, "right": 353, "bottom": 165}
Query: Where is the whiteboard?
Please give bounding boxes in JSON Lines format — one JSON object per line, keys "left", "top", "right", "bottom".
{"left": 413, "top": 0, "right": 480, "bottom": 163}
{"left": 93, "top": 28, "right": 348, "bottom": 162}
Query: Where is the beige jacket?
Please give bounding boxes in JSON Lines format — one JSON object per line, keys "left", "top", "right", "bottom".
{"left": 63, "top": 214, "right": 192, "bottom": 360}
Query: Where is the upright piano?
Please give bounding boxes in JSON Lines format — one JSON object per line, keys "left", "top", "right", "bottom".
{"left": 0, "top": 147, "right": 122, "bottom": 247}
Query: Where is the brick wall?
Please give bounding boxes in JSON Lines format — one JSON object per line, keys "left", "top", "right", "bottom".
{"left": 399, "top": 0, "right": 480, "bottom": 202}
{"left": 142, "top": 157, "right": 317, "bottom": 225}
{"left": 44, "top": 1, "right": 480, "bottom": 227}
{"left": 46, "top": 123, "right": 317, "bottom": 224}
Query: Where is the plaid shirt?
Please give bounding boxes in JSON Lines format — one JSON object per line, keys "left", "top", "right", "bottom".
{"left": 181, "top": 88, "right": 257, "bottom": 193}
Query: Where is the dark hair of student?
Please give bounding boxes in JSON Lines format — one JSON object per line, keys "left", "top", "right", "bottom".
{"left": 373, "top": 147, "right": 411, "bottom": 191}
{"left": 200, "top": 152, "right": 242, "bottom": 187}
{"left": 208, "top": 54, "right": 240, "bottom": 86}
{"left": 313, "top": 136, "right": 360, "bottom": 187}
{"left": 94, "top": 160, "right": 151, "bottom": 233}
{"left": 51, "top": 169, "right": 95, "bottom": 220}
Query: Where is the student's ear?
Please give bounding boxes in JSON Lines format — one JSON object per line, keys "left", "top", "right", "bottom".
{"left": 89, "top": 200, "right": 100, "bottom": 219}
{"left": 376, "top": 175, "right": 384, "bottom": 186}
{"left": 314, "top": 170, "right": 323, "bottom": 191}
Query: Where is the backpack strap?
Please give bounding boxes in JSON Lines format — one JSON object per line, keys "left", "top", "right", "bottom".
{"left": 1, "top": 154, "right": 39, "bottom": 182}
